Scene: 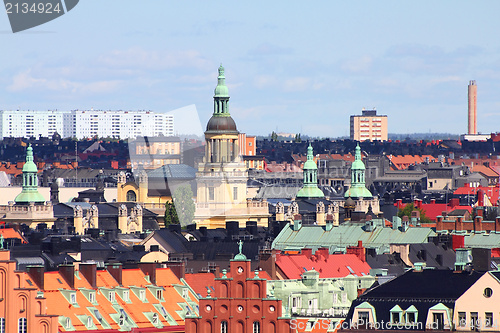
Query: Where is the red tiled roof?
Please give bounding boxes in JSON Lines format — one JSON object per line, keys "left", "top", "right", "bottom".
{"left": 472, "top": 164, "right": 499, "bottom": 178}
{"left": 184, "top": 272, "right": 215, "bottom": 298}
{"left": 275, "top": 250, "right": 370, "bottom": 279}
{"left": 454, "top": 186, "right": 499, "bottom": 206}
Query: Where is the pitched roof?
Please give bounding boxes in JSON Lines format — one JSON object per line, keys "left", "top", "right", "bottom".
{"left": 275, "top": 250, "right": 371, "bottom": 279}
{"left": 272, "top": 223, "right": 436, "bottom": 253}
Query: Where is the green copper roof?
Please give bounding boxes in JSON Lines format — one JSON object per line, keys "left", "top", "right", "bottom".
{"left": 345, "top": 143, "right": 372, "bottom": 198}
{"left": 214, "top": 64, "right": 229, "bottom": 98}
{"left": 15, "top": 144, "right": 45, "bottom": 204}
{"left": 296, "top": 144, "right": 324, "bottom": 198}
{"left": 272, "top": 223, "right": 436, "bottom": 253}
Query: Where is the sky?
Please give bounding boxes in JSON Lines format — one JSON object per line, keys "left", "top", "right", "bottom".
{"left": 1, "top": 1, "right": 500, "bottom": 137}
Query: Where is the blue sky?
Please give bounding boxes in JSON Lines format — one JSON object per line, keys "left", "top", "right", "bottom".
{"left": 1, "top": 1, "right": 500, "bottom": 137}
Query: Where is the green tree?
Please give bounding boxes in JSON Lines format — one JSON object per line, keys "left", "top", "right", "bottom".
{"left": 164, "top": 201, "right": 179, "bottom": 226}
{"left": 294, "top": 133, "right": 302, "bottom": 143}
{"left": 171, "top": 184, "right": 195, "bottom": 226}
{"left": 398, "top": 203, "right": 432, "bottom": 224}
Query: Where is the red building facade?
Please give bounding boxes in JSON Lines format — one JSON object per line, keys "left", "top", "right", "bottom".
{"left": 186, "top": 251, "right": 294, "bottom": 333}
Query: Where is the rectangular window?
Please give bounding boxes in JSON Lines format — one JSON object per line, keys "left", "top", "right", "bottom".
{"left": 233, "top": 187, "right": 238, "bottom": 201}
{"left": 157, "top": 289, "right": 163, "bottom": 300}
{"left": 391, "top": 312, "right": 400, "bottom": 323}
{"left": 407, "top": 312, "right": 415, "bottom": 323}
{"left": 109, "top": 291, "right": 115, "bottom": 303}
{"left": 123, "top": 290, "right": 129, "bottom": 302}
{"left": 140, "top": 289, "right": 146, "bottom": 301}
{"left": 0, "top": 318, "right": 4, "bottom": 333}
{"left": 458, "top": 312, "right": 466, "bottom": 327}
{"left": 70, "top": 293, "right": 76, "bottom": 304}
{"left": 470, "top": 312, "right": 479, "bottom": 331}
{"left": 208, "top": 187, "right": 214, "bottom": 201}
{"left": 485, "top": 312, "right": 493, "bottom": 327}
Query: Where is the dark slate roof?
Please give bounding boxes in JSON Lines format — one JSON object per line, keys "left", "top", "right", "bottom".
{"left": 151, "top": 229, "right": 189, "bottom": 253}
{"left": 361, "top": 269, "right": 481, "bottom": 299}
{"left": 447, "top": 209, "right": 470, "bottom": 216}
{"left": 345, "top": 269, "right": 483, "bottom": 330}
{"left": 365, "top": 252, "right": 408, "bottom": 277}
{"left": 408, "top": 243, "right": 456, "bottom": 270}
{"left": 146, "top": 164, "right": 196, "bottom": 180}
{"left": 185, "top": 241, "right": 261, "bottom": 261}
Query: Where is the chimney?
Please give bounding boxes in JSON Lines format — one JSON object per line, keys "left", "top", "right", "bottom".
{"left": 79, "top": 263, "right": 97, "bottom": 288}
{"left": 456, "top": 216, "right": 464, "bottom": 232}
{"left": 59, "top": 264, "right": 75, "bottom": 289}
{"left": 166, "top": 261, "right": 185, "bottom": 280}
{"left": 139, "top": 263, "right": 157, "bottom": 285}
{"left": 26, "top": 265, "right": 44, "bottom": 290}
{"left": 474, "top": 216, "right": 483, "bottom": 233}
{"left": 301, "top": 248, "right": 312, "bottom": 259}
{"left": 468, "top": 80, "right": 477, "bottom": 135}
{"left": 259, "top": 249, "right": 277, "bottom": 280}
{"left": 106, "top": 263, "right": 122, "bottom": 286}
{"left": 292, "top": 214, "right": 302, "bottom": 231}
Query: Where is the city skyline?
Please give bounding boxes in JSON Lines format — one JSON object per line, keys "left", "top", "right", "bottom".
{"left": 1, "top": 1, "right": 500, "bottom": 137}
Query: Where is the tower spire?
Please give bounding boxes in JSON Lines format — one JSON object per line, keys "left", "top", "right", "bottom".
{"left": 14, "top": 144, "right": 46, "bottom": 204}
{"left": 344, "top": 143, "right": 372, "bottom": 198}
{"left": 296, "top": 143, "right": 324, "bottom": 198}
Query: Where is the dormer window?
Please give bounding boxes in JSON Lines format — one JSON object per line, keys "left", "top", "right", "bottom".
{"left": 108, "top": 291, "right": 115, "bottom": 303}
{"left": 156, "top": 289, "right": 163, "bottom": 300}
{"left": 139, "top": 289, "right": 146, "bottom": 301}
{"left": 390, "top": 305, "right": 403, "bottom": 324}
{"left": 70, "top": 293, "right": 76, "bottom": 304}
{"left": 182, "top": 288, "right": 188, "bottom": 299}
{"left": 88, "top": 292, "right": 95, "bottom": 303}
{"left": 86, "top": 316, "right": 93, "bottom": 328}
{"left": 152, "top": 313, "right": 159, "bottom": 325}
{"left": 65, "top": 318, "right": 71, "bottom": 329}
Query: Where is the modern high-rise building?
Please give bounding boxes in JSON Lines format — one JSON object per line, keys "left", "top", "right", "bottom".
{"left": 468, "top": 80, "right": 477, "bottom": 135}
{"left": 0, "top": 109, "right": 174, "bottom": 139}
{"left": 350, "top": 109, "right": 388, "bottom": 142}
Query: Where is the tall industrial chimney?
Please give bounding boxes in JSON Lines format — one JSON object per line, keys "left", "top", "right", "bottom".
{"left": 468, "top": 80, "right": 477, "bottom": 135}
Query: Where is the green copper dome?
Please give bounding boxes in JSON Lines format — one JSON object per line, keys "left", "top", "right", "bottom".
{"left": 22, "top": 145, "right": 38, "bottom": 173}
{"left": 351, "top": 144, "right": 365, "bottom": 171}
{"left": 15, "top": 144, "right": 45, "bottom": 204}
{"left": 344, "top": 143, "right": 372, "bottom": 198}
{"left": 296, "top": 144, "right": 324, "bottom": 198}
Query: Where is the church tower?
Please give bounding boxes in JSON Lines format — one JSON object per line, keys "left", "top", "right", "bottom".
{"left": 296, "top": 144, "right": 324, "bottom": 198}
{"left": 344, "top": 144, "right": 372, "bottom": 199}
{"left": 15, "top": 145, "right": 46, "bottom": 204}
{"left": 204, "top": 64, "right": 240, "bottom": 163}
{"left": 194, "top": 65, "right": 268, "bottom": 228}
{"left": 344, "top": 144, "right": 380, "bottom": 216}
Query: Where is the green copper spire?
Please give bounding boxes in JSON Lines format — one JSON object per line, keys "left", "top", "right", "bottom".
{"left": 296, "top": 144, "right": 324, "bottom": 198}
{"left": 15, "top": 144, "right": 45, "bottom": 204}
{"left": 344, "top": 143, "right": 372, "bottom": 198}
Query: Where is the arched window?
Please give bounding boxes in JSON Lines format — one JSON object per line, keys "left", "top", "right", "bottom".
{"left": 126, "top": 190, "right": 137, "bottom": 202}
{"left": 221, "top": 321, "right": 228, "bottom": 333}
{"left": 253, "top": 321, "right": 260, "bottom": 333}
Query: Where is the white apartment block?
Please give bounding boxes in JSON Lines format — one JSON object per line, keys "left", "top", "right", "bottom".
{"left": 0, "top": 110, "right": 65, "bottom": 139}
{"left": 0, "top": 110, "right": 174, "bottom": 139}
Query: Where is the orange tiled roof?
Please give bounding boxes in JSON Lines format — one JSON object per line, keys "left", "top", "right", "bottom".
{"left": 0, "top": 228, "right": 27, "bottom": 243}
{"left": 472, "top": 164, "right": 499, "bottom": 178}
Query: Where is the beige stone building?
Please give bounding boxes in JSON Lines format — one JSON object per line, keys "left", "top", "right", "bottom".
{"left": 350, "top": 109, "right": 388, "bottom": 142}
